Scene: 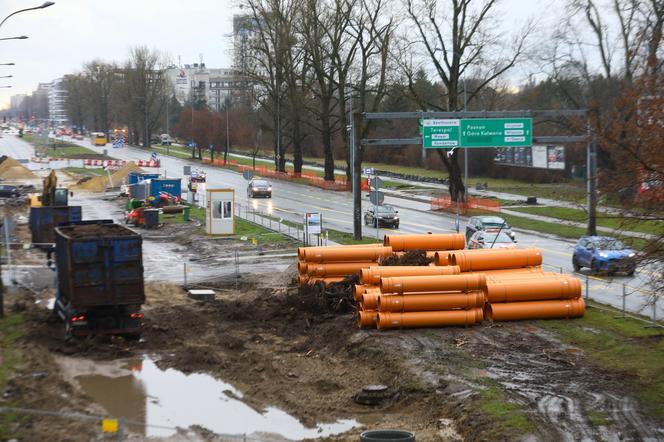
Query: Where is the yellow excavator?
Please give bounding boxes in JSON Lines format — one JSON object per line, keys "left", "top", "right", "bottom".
{"left": 29, "top": 170, "right": 69, "bottom": 207}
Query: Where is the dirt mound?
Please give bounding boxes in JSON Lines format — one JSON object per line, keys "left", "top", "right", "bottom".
{"left": 380, "top": 249, "right": 433, "bottom": 266}
{"left": 0, "top": 155, "right": 37, "bottom": 179}
{"left": 72, "top": 162, "right": 143, "bottom": 192}
{"left": 297, "top": 274, "right": 359, "bottom": 314}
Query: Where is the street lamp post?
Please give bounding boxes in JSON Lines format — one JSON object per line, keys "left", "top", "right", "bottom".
{"left": 0, "top": 2, "right": 54, "bottom": 319}
{"left": 0, "top": 2, "right": 55, "bottom": 29}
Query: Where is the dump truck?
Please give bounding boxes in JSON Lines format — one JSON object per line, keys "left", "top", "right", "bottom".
{"left": 53, "top": 220, "right": 145, "bottom": 341}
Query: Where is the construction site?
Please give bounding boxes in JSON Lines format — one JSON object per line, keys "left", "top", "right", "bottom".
{"left": 0, "top": 155, "right": 663, "bottom": 441}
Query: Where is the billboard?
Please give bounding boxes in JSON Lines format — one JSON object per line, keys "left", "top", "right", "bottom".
{"left": 494, "top": 145, "right": 565, "bottom": 170}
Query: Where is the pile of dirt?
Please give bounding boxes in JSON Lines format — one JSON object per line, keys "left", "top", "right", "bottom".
{"left": 298, "top": 274, "right": 359, "bottom": 314}
{"left": 72, "top": 162, "right": 142, "bottom": 192}
{"left": 0, "top": 155, "right": 38, "bottom": 180}
{"left": 61, "top": 222, "right": 134, "bottom": 239}
{"left": 380, "top": 249, "right": 433, "bottom": 266}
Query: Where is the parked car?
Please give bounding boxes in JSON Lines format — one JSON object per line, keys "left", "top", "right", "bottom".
{"left": 364, "top": 205, "right": 399, "bottom": 228}
{"left": 0, "top": 184, "right": 20, "bottom": 199}
{"left": 466, "top": 215, "right": 515, "bottom": 242}
{"left": 247, "top": 178, "right": 272, "bottom": 198}
{"left": 572, "top": 236, "right": 636, "bottom": 275}
{"left": 467, "top": 230, "right": 517, "bottom": 249}
{"left": 160, "top": 134, "right": 173, "bottom": 145}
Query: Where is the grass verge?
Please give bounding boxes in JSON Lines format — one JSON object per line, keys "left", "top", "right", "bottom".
{"left": 477, "top": 380, "right": 536, "bottom": 434}
{"left": 63, "top": 167, "right": 106, "bottom": 177}
{"left": 537, "top": 303, "right": 664, "bottom": 419}
{"left": 508, "top": 206, "right": 664, "bottom": 236}
{"left": 23, "top": 135, "right": 106, "bottom": 159}
{"left": 0, "top": 314, "right": 24, "bottom": 439}
{"left": 161, "top": 205, "right": 296, "bottom": 245}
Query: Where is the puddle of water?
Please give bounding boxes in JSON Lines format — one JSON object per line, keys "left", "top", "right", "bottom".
{"left": 71, "top": 357, "right": 358, "bottom": 440}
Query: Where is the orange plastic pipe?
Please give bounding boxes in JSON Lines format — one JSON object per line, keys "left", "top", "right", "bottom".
{"left": 485, "top": 271, "right": 564, "bottom": 282}
{"left": 485, "top": 276, "right": 582, "bottom": 303}
{"left": 378, "top": 291, "right": 485, "bottom": 312}
{"left": 467, "top": 266, "right": 543, "bottom": 276}
{"left": 486, "top": 298, "right": 585, "bottom": 321}
{"left": 358, "top": 310, "right": 378, "bottom": 328}
{"left": 384, "top": 233, "right": 465, "bottom": 252}
{"left": 377, "top": 308, "right": 484, "bottom": 329}
{"left": 381, "top": 274, "right": 487, "bottom": 294}
{"left": 304, "top": 246, "right": 393, "bottom": 263}
{"left": 361, "top": 265, "right": 461, "bottom": 285}
{"left": 298, "top": 261, "right": 308, "bottom": 275}
{"left": 433, "top": 248, "right": 494, "bottom": 266}
{"left": 361, "top": 291, "right": 381, "bottom": 310}
{"left": 299, "top": 244, "right": 384, "bottom": 261}
{"left": 355, "top": 285, "right": 381, "bottom": 302}
{"left": 298, "top": 274, "right": 309, "bottom": 286}
{"left": 307, "top": 261, "right": 378, "bottom": 277}
{"left": 448, "top": 248, "right": 543, "bottom": 271}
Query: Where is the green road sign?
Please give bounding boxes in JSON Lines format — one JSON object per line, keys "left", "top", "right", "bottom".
{"left": 421, "top": 118, "right": 532, "bottom": 148}
{"left": 422, "top": 119, "right": 460, "bottom": 149}
{"left": 460, "top": 118, "right": 532, "bottom": 147}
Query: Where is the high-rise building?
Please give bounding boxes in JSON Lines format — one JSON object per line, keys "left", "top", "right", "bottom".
{"left": 48, "top": 77, "right": 67, "bottom": 125}
{"left": 164, "top": 63, "right": 247, "bottom": 113}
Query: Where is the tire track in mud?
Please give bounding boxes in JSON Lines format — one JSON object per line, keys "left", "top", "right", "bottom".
{"left": 473, "top": 325, "right": 662, "bottom": 441}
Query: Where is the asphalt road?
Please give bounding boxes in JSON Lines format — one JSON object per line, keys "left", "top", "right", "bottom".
{"left": 2, "top": 134, "right": 661, "bottom": 320}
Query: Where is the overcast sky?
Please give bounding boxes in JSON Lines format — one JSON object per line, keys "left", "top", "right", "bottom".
{"left": 0, "top": 0, "right": 545, "bottom": 109}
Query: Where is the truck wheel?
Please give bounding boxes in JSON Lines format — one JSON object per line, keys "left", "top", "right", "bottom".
{"left": 572, "top": 256, "right": 581, "bottom": 272}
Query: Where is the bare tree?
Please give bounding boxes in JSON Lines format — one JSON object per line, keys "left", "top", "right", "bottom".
{"left": 403, "top": 0, "right": 531, "bottom": 202}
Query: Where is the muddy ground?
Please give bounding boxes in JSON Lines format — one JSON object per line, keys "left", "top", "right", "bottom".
{"left": 6, "top": 271, "right": 661, "bottom": 441}
{"left": 2, "top": 191, "right": 663, "bottom": 441}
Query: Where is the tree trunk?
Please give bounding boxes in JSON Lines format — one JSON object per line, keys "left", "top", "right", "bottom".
{"left": 292, "top": 125, "right": 303, "bottom": 175}
{"left": 320, "top": 98, "right": 334, "bottom": 181}
{"left": 437, "top": 150, "right": 465, "bottom": 202}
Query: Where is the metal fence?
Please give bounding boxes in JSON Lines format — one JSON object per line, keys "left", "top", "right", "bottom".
{"left": 234, "top": 202, "right": 330, "bottom": 246}
{"left": 541, "top": 263, "right": 662, "bottom": 327}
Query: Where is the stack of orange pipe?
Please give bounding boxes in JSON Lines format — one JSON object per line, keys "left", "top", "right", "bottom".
{"left": 484, "top": 272, "right": 585, "bottom": 321}
{"left": 358, "top": 273, "right": 487, "bottom": 329}
{"left": 297, "top": 244, "right": 390, "bottom": 286}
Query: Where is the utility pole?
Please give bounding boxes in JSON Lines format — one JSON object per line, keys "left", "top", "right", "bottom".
{"left": 225, "top": 96, "right": 230, "bottom": 164}
{"left": 352, "top": 111, "right": 362, "bottom": 240}
{"left": 463, "top": 78, "right": 468, "bottom": 202}
{"left": 587, "top": 124, "right": 597, "bottom": 236}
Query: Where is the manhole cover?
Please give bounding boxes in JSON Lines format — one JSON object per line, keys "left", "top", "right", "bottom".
{"left": 354, "top": 384, "right": 393, "bottom": 406}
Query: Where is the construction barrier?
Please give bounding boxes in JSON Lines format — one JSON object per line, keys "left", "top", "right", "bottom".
{"left": 431, "top": 196, "right": 501, "bottom": 213}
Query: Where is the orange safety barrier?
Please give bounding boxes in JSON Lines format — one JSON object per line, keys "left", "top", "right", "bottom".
{"left": 298, "top": 243, "right": 382, "bottom": 260}
{"left": 486, "top": 298, "right": 585, "bottom": 321}
{"left": 306, "top": 262, "right": 378, "bottom": 277}
{"left": 377, "top": 308, "right": 484, "bottom": 329}
{"left": 381, "top": 274, "right": 487, "bottom": 295}
{"left": 431, "top": 196, "right": 501, "bottom": 214}
{"left": 378, "top": 291, "right": 485, "bottom": 312}
{"left": 304, "top": 246, "right": 393, "bottom": 263}
{"left": 485, "top": 276, "right": 581, "bottom": 303}
{"left": 361, "top": 265, "right": 461, "bottom": 286}
{"left": 448, "top": 248, "right": 543, "bottom": 271}
{"left": 358, "top": 310, "right": 378, "bottom": 328}
{"left": 383, "top": 233, "right": 466, "bottom": 252}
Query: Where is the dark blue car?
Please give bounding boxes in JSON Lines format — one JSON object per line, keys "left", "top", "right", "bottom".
{"left": 572, "top": 236, "right": 636, "bottom": 275}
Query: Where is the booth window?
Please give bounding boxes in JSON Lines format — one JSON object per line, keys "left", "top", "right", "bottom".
{"left": 222, "top": 201, "right": 232, "bottom": 219}
{"left": 212, "top": 201, "right": 222, "bottom": 219}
